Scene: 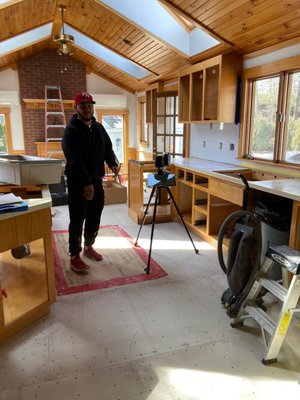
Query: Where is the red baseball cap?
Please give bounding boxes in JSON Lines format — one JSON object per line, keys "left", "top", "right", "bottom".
{"left": 74, "top": 92, "right": 96, "bottom": 106}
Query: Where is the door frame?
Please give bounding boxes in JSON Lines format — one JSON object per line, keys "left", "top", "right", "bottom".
{"left": 96, "top": 108, "right": 129, "bottom": 167}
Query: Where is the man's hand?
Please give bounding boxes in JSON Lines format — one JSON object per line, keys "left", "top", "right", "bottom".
{"left": 84, "top": 184, "right": 94, "bottom": 200}
{"left": 111, "top": 166, "right": 119, "bottom": 177}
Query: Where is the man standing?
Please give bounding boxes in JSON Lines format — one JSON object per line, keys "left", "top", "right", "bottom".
{"left": 62, "top": 92, "right": 119, "bottom": 272}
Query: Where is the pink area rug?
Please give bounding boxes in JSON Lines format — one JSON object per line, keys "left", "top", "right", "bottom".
{"left": 52, "top": 225, "right": 167, "bottom": 295}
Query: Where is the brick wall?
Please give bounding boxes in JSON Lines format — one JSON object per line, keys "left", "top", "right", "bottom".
{"left": 18, "top": 49, "right": 86, "bottom": 155}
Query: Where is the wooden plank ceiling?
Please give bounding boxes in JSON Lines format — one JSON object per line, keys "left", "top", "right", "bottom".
{"left": 0, "top": 0, "right": 300, "bottom": 93}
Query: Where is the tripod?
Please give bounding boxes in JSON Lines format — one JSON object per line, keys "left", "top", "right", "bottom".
{"left": 135, "top": 182, "right": 199, "bottom": 274}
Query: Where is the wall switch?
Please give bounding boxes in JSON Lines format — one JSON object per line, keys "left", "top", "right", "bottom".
{"left": 230, "top": 143, "right": 235, "bottom": 151}
{"left": 203, "top": 140, "right": 206, "bottom": 148}
{"left": 219, "top": 142, "right": 223, "bottom": 150}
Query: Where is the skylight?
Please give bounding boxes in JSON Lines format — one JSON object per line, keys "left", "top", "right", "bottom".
{"left": 0, "top": 0, "right": 22, "bottom": 8}
{"left": 99, "top": 0, "right": 220, "bottom": 57}
{"left": 0, "top": 23, "right": 52, "bottom": 56}
{"left": 64, "top": 25, "right": 151, "bottom": 80}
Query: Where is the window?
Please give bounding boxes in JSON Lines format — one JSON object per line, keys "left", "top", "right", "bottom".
{"left": 242, "top": 64, "right": 300, "bottom": 165}
{"left": 138, "top": 97, "right": 149, "bottom": 145}
{"left": 153, "top": 92, "right": 186, "bottom": 158}
{"left": 0, "top": 108, "right": 12, "bottom": 154}
{"left": 285, "top": 71, "right": 300, "bottom": 163}
{"left": 97, "top": 109, "right": 128, "bottom": 165}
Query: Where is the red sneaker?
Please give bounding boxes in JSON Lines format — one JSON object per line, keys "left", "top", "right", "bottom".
{"left": 70, "top": 255, "right": 90, "bottom": 272}
{"left": 83, "top": 247, "right": 103, "bottom": 261}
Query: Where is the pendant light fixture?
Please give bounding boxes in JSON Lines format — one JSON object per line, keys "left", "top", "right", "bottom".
{"left": 53, "top": 5, "right": 74, "bottom": 56}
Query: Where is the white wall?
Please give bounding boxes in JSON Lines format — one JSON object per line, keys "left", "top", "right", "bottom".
{"left": 87, "top": 73, "right": 137, "bottom": 147}
{"left": 190, "top": 123, "right": 240, "bottom": 164}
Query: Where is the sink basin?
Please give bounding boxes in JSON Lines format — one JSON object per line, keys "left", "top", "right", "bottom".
{"left": 0, "top": 155, "right": 63, "bottom": 185}
{"left": 215, "top": 170, "right": 258, "bottom": 182}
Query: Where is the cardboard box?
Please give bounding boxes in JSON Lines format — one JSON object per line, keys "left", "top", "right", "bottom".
{"left": 103, "top": 181, "right": 127, "bottom": 205}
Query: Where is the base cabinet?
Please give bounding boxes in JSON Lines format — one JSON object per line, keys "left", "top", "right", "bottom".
{"left": 174, "top": 167, "right": 246, "bottom": 247}
{"left": 128, "top": 160, "right": 172, "bottom": 224}
{"left": 0, "top": 189, "right": 56, "bottom": 341}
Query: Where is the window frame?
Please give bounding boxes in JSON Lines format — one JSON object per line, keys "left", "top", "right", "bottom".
{"left": 239, "top": 55, "right": 300, "bottom": 168}
{"left": 153, "top": 91, "right": 189, "bottom": 158}
{"left": 138, "top": 96, "right": 149, "bottom": 146}
{"left": 0, "top": 107, "right": 13, "bottom": 154}
{"left": 96, "top": 108, "right": 129, "bottom": 166}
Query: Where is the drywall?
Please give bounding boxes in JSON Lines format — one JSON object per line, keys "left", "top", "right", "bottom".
{"left": 87, "top": 73, "right": 137, "bottom": 147}
{"left": 190, "top": 123, "right": 240, "bottom": 164}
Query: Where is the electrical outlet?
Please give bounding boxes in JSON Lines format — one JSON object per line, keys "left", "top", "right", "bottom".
{"left": 203, "top": 140, "right": 206, "bottom": 148}
{"left": 219, "top": 142, "right": 223, "bottom": 150}
{"left": 230, "top": 143, "right": 235, "bottom": 151}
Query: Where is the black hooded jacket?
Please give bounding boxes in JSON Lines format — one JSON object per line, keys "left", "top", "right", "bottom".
{"left": 62, "top": 114, "right": 118, "bottom": 185}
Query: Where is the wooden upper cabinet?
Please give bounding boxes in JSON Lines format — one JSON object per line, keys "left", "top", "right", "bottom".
{"left": 145, "top": 82, "right": 164, "bottom": 123}
{"left": 178, "top": 52, "right": 242, "bottom": 123}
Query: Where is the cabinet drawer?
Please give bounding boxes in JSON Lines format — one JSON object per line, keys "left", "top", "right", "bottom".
{"left": 209, "top": 178, "right": 244, "bottom": 206}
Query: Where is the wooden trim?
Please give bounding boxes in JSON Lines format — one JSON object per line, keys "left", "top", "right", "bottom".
{"left": 289, "top": 202, "right": 300, "bottom": 251}
{"left": 23, "top": 99, "right": 74, "bottom": 109}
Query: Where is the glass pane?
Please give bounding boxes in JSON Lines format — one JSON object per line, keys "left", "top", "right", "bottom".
{"left": 166, "top": 96, "right": 174, "bottom": 114}
{"left": 165, "top": 135, "right": 173, "bottom": 153}
{"left": 156, "top": 117, "right": 165, "bottom": 134}
{"left": 166, "top": 117, "right": 174, "bottom": 134}
{"left": 157, "top": 97, "right": 165, "bottom": 115}
{"left": 285, "top": 72, "right": 300, "bottom": 164}
{"left": 0, "top": 113, "right": 8, "bottom": 153}
{"left": 102, "top": 115, "right": 124, "bottom": 163}
{"left": 175, "top": 117, "right": 184, "bottom": 135}
{"left": 157, "top": 135, "right": 164, "bottom": 153}
{"left": 251, "top": 77, "right": 279, "bottom": 160}
{"left": 175, "top": 96, "right": 178, "bottom": 114}
{"left": 175, "top": 136, "right": 183, "bottom": 154}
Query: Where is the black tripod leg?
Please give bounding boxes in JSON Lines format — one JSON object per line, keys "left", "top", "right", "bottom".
{"left": 167, "top": 187, "right": 199, "bottom": 254}
{"left": 145, "top": 187, "right": 159, "bottom": 274}
{"left": 135, "top": 186, "right": 156, "bottom": 246}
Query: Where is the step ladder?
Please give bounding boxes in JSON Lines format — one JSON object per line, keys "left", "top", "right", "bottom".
{"left": 231, "top": 243, "right": 300, "bottom": 364}
{"left": 44, "top": 85, "right": 66, "bottom": 159}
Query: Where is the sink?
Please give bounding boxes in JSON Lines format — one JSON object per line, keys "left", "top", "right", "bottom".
{"left": 215, "top": 170, "right": 258, "bottom": 182}
{"left": 0, "top": 155, "right": 63, "bottom": 185}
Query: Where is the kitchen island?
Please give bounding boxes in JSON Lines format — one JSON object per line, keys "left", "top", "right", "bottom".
{"left": 0, "top": 184, "right": 56, "bottom": 341}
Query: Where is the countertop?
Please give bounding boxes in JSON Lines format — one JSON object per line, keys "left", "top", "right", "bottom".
{"left": 172, "top": 157, "right": 300, "bottom": 202}
{"left": 0, "top": 185, "right": 52, "bottom": 221}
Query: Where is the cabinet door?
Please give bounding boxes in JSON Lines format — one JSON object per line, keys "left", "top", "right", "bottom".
{"left": 191, "top": 70, "right": 204, "bottom": 121}
{"left": 204, "top": 65, "right": 219, "bottom": 121}
{"left": 179, "top": 74, "right": 190, "bottom": 122}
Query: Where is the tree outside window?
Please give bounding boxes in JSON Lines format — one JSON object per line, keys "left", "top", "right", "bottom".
{"left": 0, "top": 113, "right": 8, "bottom": 154}
{"left": 251, "top": 77, "right": 279, "bottom": 160}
